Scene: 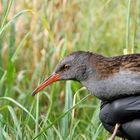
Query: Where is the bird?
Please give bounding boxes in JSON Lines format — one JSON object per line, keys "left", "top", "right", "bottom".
{"left": 32, "top": 51, "right": 140, "bottom": 140}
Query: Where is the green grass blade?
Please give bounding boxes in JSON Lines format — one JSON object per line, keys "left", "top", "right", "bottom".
{"left": 40, "top": 16, "right": 57, "bottom": 48}
{"left": 11, "top": 32, "right": 30, "bottom": 62}
{"left": 0, "top": 97, "right": 36, "bottom": 122}
{"left": 1, "top": 0, "right": 14, "bottom": 28}
{"left": 9, "top": 20, "right": 15, "bottom": 58}
{"left": 0, "top": 35, "right": 2, "bottom": 77}
{"left": 8, "top": 106, "right": 22, "bottom": 139}
{"left": 0, "top": 70, "right": 7, "bottom": 95}
{"left": 32, "top": 93, "right": 90, "bottom": 140}
{"left": 0, "top": 9, "right": 32, "bottom": 36}
{"left": 61, "top": 81, "right": 73, "bottom": 138}
{"left": 125, "top": 0, "right": 131, "bottom": 54}
{"left": 35, "top": 94, "right": 39, "bottom": 137}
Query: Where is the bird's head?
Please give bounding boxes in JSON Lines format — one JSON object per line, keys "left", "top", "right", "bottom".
{"left": 32, "top": 51, "right": 93, "bottom": 96}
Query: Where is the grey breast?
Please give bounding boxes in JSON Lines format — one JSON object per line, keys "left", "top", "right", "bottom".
{"left": 82, "top": 70, "right": 140, "bottom": 101}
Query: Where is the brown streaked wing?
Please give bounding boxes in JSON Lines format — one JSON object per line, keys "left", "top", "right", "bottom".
{"left": 89, "top": 53, "right": 140, "bottom": 80}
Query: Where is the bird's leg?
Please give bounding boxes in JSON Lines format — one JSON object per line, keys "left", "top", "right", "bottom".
{"left": 107, "top": 123, "right": 120, "bottom": 140}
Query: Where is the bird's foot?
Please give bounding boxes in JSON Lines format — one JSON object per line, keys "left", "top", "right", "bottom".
{"left": 107, "top": 123, "right": 120, "bottom": 140}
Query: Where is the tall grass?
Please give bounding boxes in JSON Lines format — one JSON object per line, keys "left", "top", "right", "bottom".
{"left": 0, "top": 0, "right": 139, "bottom": 140}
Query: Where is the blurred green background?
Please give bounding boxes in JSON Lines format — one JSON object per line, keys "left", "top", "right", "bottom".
{"left": 0, "top": 0, "right": 140, "bottom": 139}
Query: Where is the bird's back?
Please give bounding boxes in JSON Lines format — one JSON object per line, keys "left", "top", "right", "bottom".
{"left": 82, "top": 53, "right": 140, "bottom": 101}
{"left": 91, "top": 53, "right": 140, "bottom": 80}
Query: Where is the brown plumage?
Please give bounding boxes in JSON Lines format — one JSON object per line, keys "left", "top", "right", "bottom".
{"left": 90, "top": 53, "right": 140, "bottom": 80}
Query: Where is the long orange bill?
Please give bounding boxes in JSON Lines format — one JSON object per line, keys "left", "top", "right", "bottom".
{"left": 32, "top": 73, "right": 60, "bottom": 96}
